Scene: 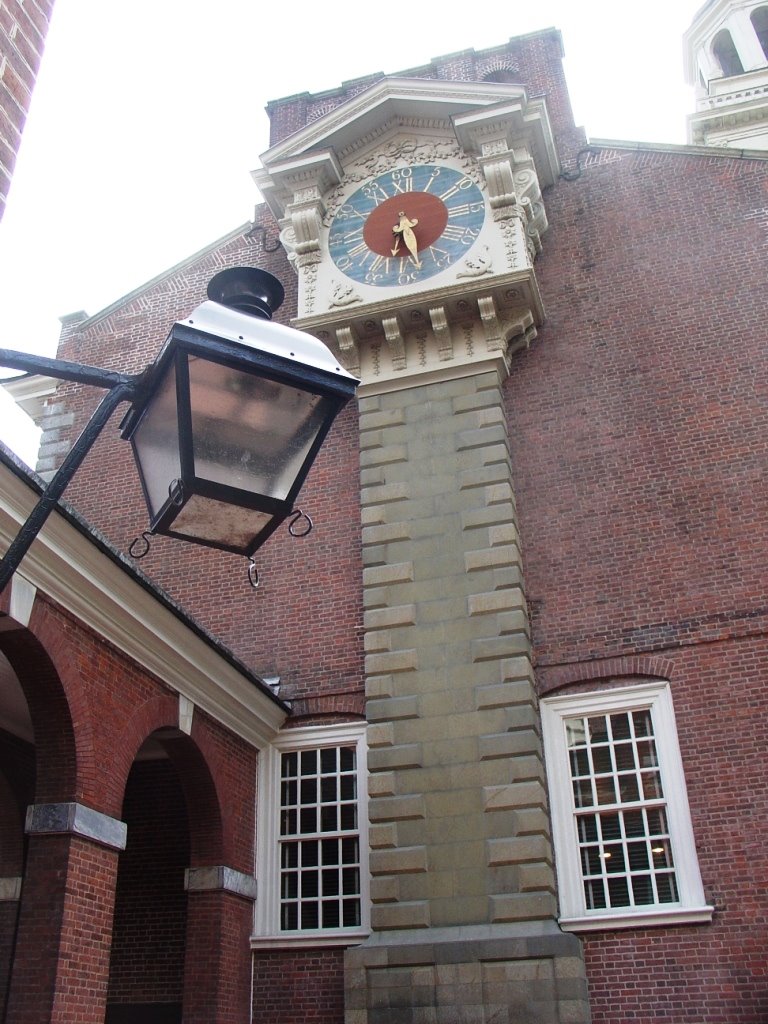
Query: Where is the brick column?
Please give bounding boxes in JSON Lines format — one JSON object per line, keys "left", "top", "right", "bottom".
{"left": 7, "top": 826, "right": 122, "bottom": 1021}
{"left": 182, "top": 867, "right": 256, "bottom": 1023}
{"left": 345, "top": 369, "right": 589, "bottom": 1023}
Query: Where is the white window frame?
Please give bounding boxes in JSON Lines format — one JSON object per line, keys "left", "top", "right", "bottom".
{"left": 541, "top": 682, "right": 713, "bottom": 932}
{"left": 252, "top": 722, "right": 370, "bottom": 948}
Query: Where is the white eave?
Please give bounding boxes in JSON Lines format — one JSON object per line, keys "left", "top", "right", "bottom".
{"left": 0, "top": 457, "right": 288, "bottom": 748}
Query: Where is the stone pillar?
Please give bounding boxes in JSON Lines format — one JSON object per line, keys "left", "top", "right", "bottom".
{"left": 345, "top": 369, "right": 589, "bottom": 1023}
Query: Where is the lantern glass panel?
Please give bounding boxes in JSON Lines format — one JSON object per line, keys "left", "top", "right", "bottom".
{"left": 187, "top": 356, "right": 331, "bottom": 500}
{"left": 171, "top": 493, "right": 274, "bottom": 550}
{"left": 132, "top": 359, "right": 181, "bottom": 517}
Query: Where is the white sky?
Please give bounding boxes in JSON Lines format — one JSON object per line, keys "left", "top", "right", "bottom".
{"left": 0, "top": 0, "right": 700, "bottom": 464}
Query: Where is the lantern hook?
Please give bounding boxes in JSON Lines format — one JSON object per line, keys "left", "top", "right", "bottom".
{"left": 248, "top": 559, "right": 260, "bottom": 589}
{"left": 288, "top": 508, "right": 313, "bottom": 537}
{"left": 128, "top": 530, "right": 154, "bottom": 560}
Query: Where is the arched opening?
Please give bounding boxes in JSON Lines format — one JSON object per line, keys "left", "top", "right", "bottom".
{"left": 106, "top": 731, "right": 191, "bottom": 1024}
{"left": 713, "top": 28, "right": 745, "bottom": 76}
{"left": 0, "top": 616, "right": 81, "bottom": 1023}
{"left": 752, "top": 7, "right": 768, "bottom": 61}
{"left": 483, "top": 68, "right": 520, "bottom": 84}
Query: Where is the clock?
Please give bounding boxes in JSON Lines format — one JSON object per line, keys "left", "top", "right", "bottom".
{"left": 328, "top": 164, "right": 485, "bottom": 288}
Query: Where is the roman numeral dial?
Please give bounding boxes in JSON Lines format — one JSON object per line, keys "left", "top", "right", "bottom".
{"left": 328, "top": 164, "right": 485, "bottom": 287}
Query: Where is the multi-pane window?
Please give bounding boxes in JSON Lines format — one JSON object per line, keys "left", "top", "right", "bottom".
{"left": 566, "top": 708, "right": 677, "bottom": 912}
{"left": 542, "top": 683, "right": 712, "bottom": 931}
{"left": 279, "top": 744, "right": 361, "bottom": 931}
{"left": 253, "top": 723, "right": 368, "bottom": 946}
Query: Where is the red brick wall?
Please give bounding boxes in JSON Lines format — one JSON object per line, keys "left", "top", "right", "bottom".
{"left": 107, "top": 759, "right": 189, "bottom": 1010}
{"left": 252, "top": 948, "right": 346, "bottom": 1023}
{"left": 0, "top": 0, "right": 55, "bottom": 218}
{"left": 507, "top": 146, "right": 768, "bottom": 1021}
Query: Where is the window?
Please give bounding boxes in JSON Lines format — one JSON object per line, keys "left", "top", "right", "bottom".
{"left": 713, "top": 28, "right": 744, "bottom": 77}
{"left": 253, "top": 723, "right": 369, "bottom": 946}
{"left": 541, "top": 682, "right": 713, "bottom": 931}
{"left": 752, "top": 7, "right": 768, "bottom": 62}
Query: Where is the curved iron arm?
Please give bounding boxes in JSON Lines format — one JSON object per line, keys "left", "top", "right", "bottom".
{"left": 0, "top": 349, "right": 144, "bottom": 593}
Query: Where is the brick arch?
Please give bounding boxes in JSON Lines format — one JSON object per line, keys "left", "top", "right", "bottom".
{"left": 162, "top": 733, "right": 225, "bottom": 866}
{"left": 106, "top": 693, "right": 179, "bottom": 817}
{"left": 0, "top": 619, "right": 79, "bottom": 805}
{"left": 537, "top": 654, "right": 677, "bottom": 697}
{"left": 112, "top": 697, "right": 226, "bottom": 865}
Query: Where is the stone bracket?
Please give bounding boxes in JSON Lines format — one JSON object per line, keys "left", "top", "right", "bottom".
{"left": 429, "top": 306, "right": 453, "bottom": 361}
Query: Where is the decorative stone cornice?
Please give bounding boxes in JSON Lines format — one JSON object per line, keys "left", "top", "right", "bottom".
{"left": 297, "top": 270, "right": 541, "bottom": 396}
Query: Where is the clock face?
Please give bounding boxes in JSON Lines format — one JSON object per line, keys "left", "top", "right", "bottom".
{"left": 328, "top": 164, "right": 485, "bottom": 288}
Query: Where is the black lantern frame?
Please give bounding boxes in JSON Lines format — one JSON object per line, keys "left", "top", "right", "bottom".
{"left": 121, "top": 318, "right": 357, "bottom": 556}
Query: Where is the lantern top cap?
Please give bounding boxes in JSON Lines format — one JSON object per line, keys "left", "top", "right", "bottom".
{"left": 207, "top": 267, "right": 285, "bottom": 320}
{"left": 180, "top": 299, "right": 359, "bottom": 385}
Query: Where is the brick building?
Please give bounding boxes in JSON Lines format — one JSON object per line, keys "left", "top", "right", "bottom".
{"left": 0, "top": 0, "right": 55, "bottom": 221}
{"left": 1, "top": 4, "right": 768, "bottom": 1022}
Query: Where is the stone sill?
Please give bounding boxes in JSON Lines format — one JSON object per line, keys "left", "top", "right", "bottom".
{"left": 559, "top": 905, "right": 714, "bottom": 932}
{"left": 251, "top": 930, "right": 369, "bottom": 950}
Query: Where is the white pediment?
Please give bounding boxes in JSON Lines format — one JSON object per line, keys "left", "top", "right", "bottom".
{"left": 255, "top": 77, "right": 559, "bottom": 222}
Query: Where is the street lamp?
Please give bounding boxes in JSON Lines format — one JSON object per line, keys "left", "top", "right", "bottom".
{"left": 0, "top": 268, "right": 358, "bottom": 592}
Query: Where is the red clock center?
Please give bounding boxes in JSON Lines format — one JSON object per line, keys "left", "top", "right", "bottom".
{"left": 363, "top": 193, "right": 448, "bottom": 257}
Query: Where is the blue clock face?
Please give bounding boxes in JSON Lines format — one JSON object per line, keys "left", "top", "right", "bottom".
{"left": 328, "top": 164, "right": 485, "bottom": 288}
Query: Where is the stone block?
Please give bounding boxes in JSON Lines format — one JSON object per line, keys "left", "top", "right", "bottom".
{"left": 490, "top": 891, "right": 558, "bottom": 922}
{"left": 359, "top": 407, "right": 406, "bottom": 431}
{"left": 362, "top": 522, "right": 413, "bottom": 546}
{"left": 370, "top": 875, "right": 400, "bottom": 902}
{"left": 500, "top": 655, "right": 536, "bottom": 683}
{"left": 471, "top": 634, "right": 530, "bottom": 663}
{"left": 479, "top": 729, "right": 541, "bottom": 762}
{"left": 366, "top": 771, "right": 395, "bottom": 797}
{"left": 369, "top": 794, "right": 425, "bottom": 822}
{"left": 363, "top": 562, "right": 414, "bottom": 587}
{"left": 362, "top": 481, "right": 410, "bottom": 505}
{"left": 365, "top": 630, "right": 391, "bottom": 653}
{"left": 370, "top": 845, "right": 428, "bottom": 876}
{"left": 365, "top": 650, "right": 418, "bottom": 676}
{"left": 360, "top": 442, "right": 409, "bottom": 468}
{"left": 483, "top": 780, "right": 547, "bottom": 812}
{"left": 464, "top": 545, "right": 519, "bottom": 572}
{"left": 365, "top": 675, "right": 396, "bottom": 700}
{"left": 467, "top": 590, "right": 523, "bottom": 616}
{"left": 368, "top": 744, "right": 423, "bottom": 772}
{"left": 371, "top": 901, "right": 430, "bottom": 931}
{"left": 487, "top": 835, "right": 553, "bottom": 865}
{"left": 367, "top": 722, "right": 394, "bottom": 748}
{"left": 476, "top": 679, "right": 536, "bottom": 710}
{"left": 367, "top": 695, "right": 420, "bottom": 722}
{"left": 365, "top": 604, "right": 417, "bottom": 630}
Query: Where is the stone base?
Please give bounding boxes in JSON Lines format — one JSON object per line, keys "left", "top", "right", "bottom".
{"left": 344, "top": 926, "right": 590, "bottom": 1024}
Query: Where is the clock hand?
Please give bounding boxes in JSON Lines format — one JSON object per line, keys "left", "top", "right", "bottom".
{"left": 391, "top": 212, "right": 422, "bottom": 268}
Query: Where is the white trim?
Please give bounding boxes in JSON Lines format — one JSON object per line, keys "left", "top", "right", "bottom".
{"left": 541, "top": 682, "right": 713, "bottom": 932}
{"left": 0, "top": 462, "right": 287, "bottom": 748}
{"left": 253, "top": 722, "right": 370, "bottom": 947}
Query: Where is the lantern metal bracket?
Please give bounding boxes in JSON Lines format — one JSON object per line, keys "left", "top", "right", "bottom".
{"left": 0, "top": 348, "right": 147, "bottom": 593}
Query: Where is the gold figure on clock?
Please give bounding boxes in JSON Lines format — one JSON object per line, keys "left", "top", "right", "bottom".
{"left": 391, "top": 212, "right": 421, "bottom": 267}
